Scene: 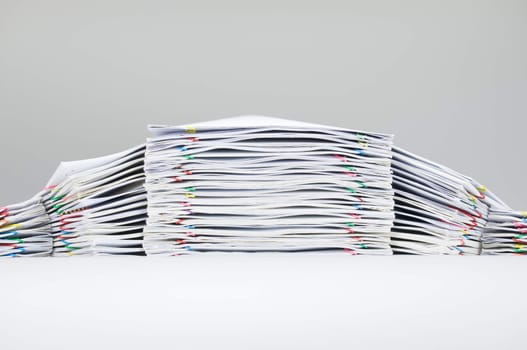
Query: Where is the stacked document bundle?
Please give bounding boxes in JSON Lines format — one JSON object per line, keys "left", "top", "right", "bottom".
{"left": 482, "top": 208, "right": 527, "bottom": 255}
{"left": 0, "top": 193, "right": 52, "bottom": 257}
{"left": 143, "top": 116, "right": 395, "bottom": 255}
{"left": 389, "top": 147, "right": 498, "bottom": 255}
{"left": 43, "top": 145, "right": 147, "bottom": 256}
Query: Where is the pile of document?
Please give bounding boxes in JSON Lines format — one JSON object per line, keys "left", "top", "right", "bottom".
{"left": 0, "top": 193, "right": 52, "bottom": 256}
{"left": 389, "top": 147, "right": 493, "bottom": 255}
{"left": 43, "top": 145, "right": 147, "bottom": 256}
{"left": 143, "top": 116, "right": 395, "bottom": 255}
{"left": 2, "top": 115, "right": 522, "bottom": 258}
{"left": 482, "top": 208, "right": 527, "bottom": 255}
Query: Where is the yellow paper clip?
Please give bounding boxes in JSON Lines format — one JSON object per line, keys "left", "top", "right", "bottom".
{"left": 3, "top": 223, "right": 20, "bottom": 230}
{"left": 185, "top": 126, "right": 197, "bottom": 134}
{"left": 477, "top": 185, "right": 487, "bottom": 193}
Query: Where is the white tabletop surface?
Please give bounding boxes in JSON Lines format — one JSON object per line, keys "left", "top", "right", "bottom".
{"left": 1, "top": 255, "right": 524, "bottom": 350}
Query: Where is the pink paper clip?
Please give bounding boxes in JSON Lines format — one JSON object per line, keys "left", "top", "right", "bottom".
{"left": 334, "top": 154, "right": 348, "bottom": 162}
{"left": 514, "top": 221, "right": 527, "bottom": 229}
{"left": 344, "top": 248, "right": 358, "bottom": 255}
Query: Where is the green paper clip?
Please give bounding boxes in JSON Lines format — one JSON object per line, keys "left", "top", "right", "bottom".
{"left": 51, "top": 195, "right": 65, "bottom": 202}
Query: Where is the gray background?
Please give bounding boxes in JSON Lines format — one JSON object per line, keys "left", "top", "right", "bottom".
{"left": 1, "top": 0, "right": 526, "bottom": 208}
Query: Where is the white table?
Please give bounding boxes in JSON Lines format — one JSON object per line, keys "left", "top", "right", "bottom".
{"left": 2, "top": 255, "right": 523, "bottom": 349}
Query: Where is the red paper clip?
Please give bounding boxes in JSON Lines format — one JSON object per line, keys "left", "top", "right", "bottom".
{"left": 350, "top": 213, "right": 361, "bottom": 220}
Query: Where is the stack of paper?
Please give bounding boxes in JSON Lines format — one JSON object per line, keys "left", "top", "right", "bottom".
{"left": 143, "top": 116, "right": 395, "bottom": 255}
{"left": 389, "top": 147, "right": 500, "bottom": 255}
{"left": 482, "top": 208, "right": 527, "bottom": 255}
{"left": 0, "top": 193, "right": 52, "bottom": 257}
{"left": 43, "top": 145, "right": 147, "bottom": 256}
